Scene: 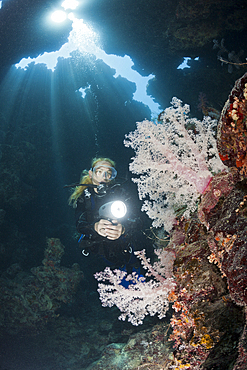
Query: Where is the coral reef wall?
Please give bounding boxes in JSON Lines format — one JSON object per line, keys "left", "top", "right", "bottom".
{"left": 0, "top": 238, "right": 83, "bottom": 333}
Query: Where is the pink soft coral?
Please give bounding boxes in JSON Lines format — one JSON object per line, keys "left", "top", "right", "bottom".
{"left": 124, "top": 97, "right": 226, "bottom": 232}
{"left": 94, "top": 249, "right": 176, "bottom": 326}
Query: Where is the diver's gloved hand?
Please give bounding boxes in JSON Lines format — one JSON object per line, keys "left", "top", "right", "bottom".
{"left": 94, "top": 219, "right": 123, "bottom": 240}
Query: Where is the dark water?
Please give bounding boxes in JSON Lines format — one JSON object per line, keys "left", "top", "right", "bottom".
{"left": 0, "top": 0, "right": 246, "bottom": 369}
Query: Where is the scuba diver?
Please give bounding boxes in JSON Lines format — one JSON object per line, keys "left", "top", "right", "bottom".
{"left": 68, "top": 157, "right": 141, "bottom": 274}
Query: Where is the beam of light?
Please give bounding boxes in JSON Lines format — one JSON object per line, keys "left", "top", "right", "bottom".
{"left": 62, "top": 0, "right": 79, "bottom": 10}
{"left": 0, "top": 1, "right": 2, "bottom": 10}
{"left": 51, "top": 10, "right": 67, "bottom": 23}
{"left": 15, "top": 17, "right": 161, "bottom": 116}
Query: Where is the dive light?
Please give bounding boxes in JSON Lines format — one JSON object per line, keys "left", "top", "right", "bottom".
{"left": 99, "top": 201, "right": 127, "bottom": 220}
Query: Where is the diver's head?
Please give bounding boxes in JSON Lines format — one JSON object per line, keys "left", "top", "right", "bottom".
{"left": 89, "top": 158, "right": 117, "bottom": 188}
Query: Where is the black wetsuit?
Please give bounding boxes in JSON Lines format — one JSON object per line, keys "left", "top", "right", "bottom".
{"left": 75, "top": 183, "right": 138, "bottom": 268}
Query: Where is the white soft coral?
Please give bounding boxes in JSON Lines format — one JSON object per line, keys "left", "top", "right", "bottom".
{"left": 124, "top": 97, "right": 226, "bottom": 232}
{"left": 94, "top": 249, "right": 176, "bottom": 326}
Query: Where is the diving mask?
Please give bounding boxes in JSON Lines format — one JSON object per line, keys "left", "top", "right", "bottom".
{"left": 92, "top": 165, "right": 117, "bottom": 181}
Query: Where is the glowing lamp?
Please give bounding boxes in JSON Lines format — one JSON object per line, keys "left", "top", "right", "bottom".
{"left": 99, "top": 201, "right": 127, "bottom": 220}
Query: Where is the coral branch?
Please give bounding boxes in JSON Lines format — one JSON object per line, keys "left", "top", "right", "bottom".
{"left": 124, "top": 97, "right": 226, "bottom": 231}
{"left": 94, "top": 249, "right": 176, "bottom": 326}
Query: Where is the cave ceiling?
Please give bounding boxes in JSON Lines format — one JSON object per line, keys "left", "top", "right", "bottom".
{"left": 0, "top": 0, "right": 247, "bottom": 108}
